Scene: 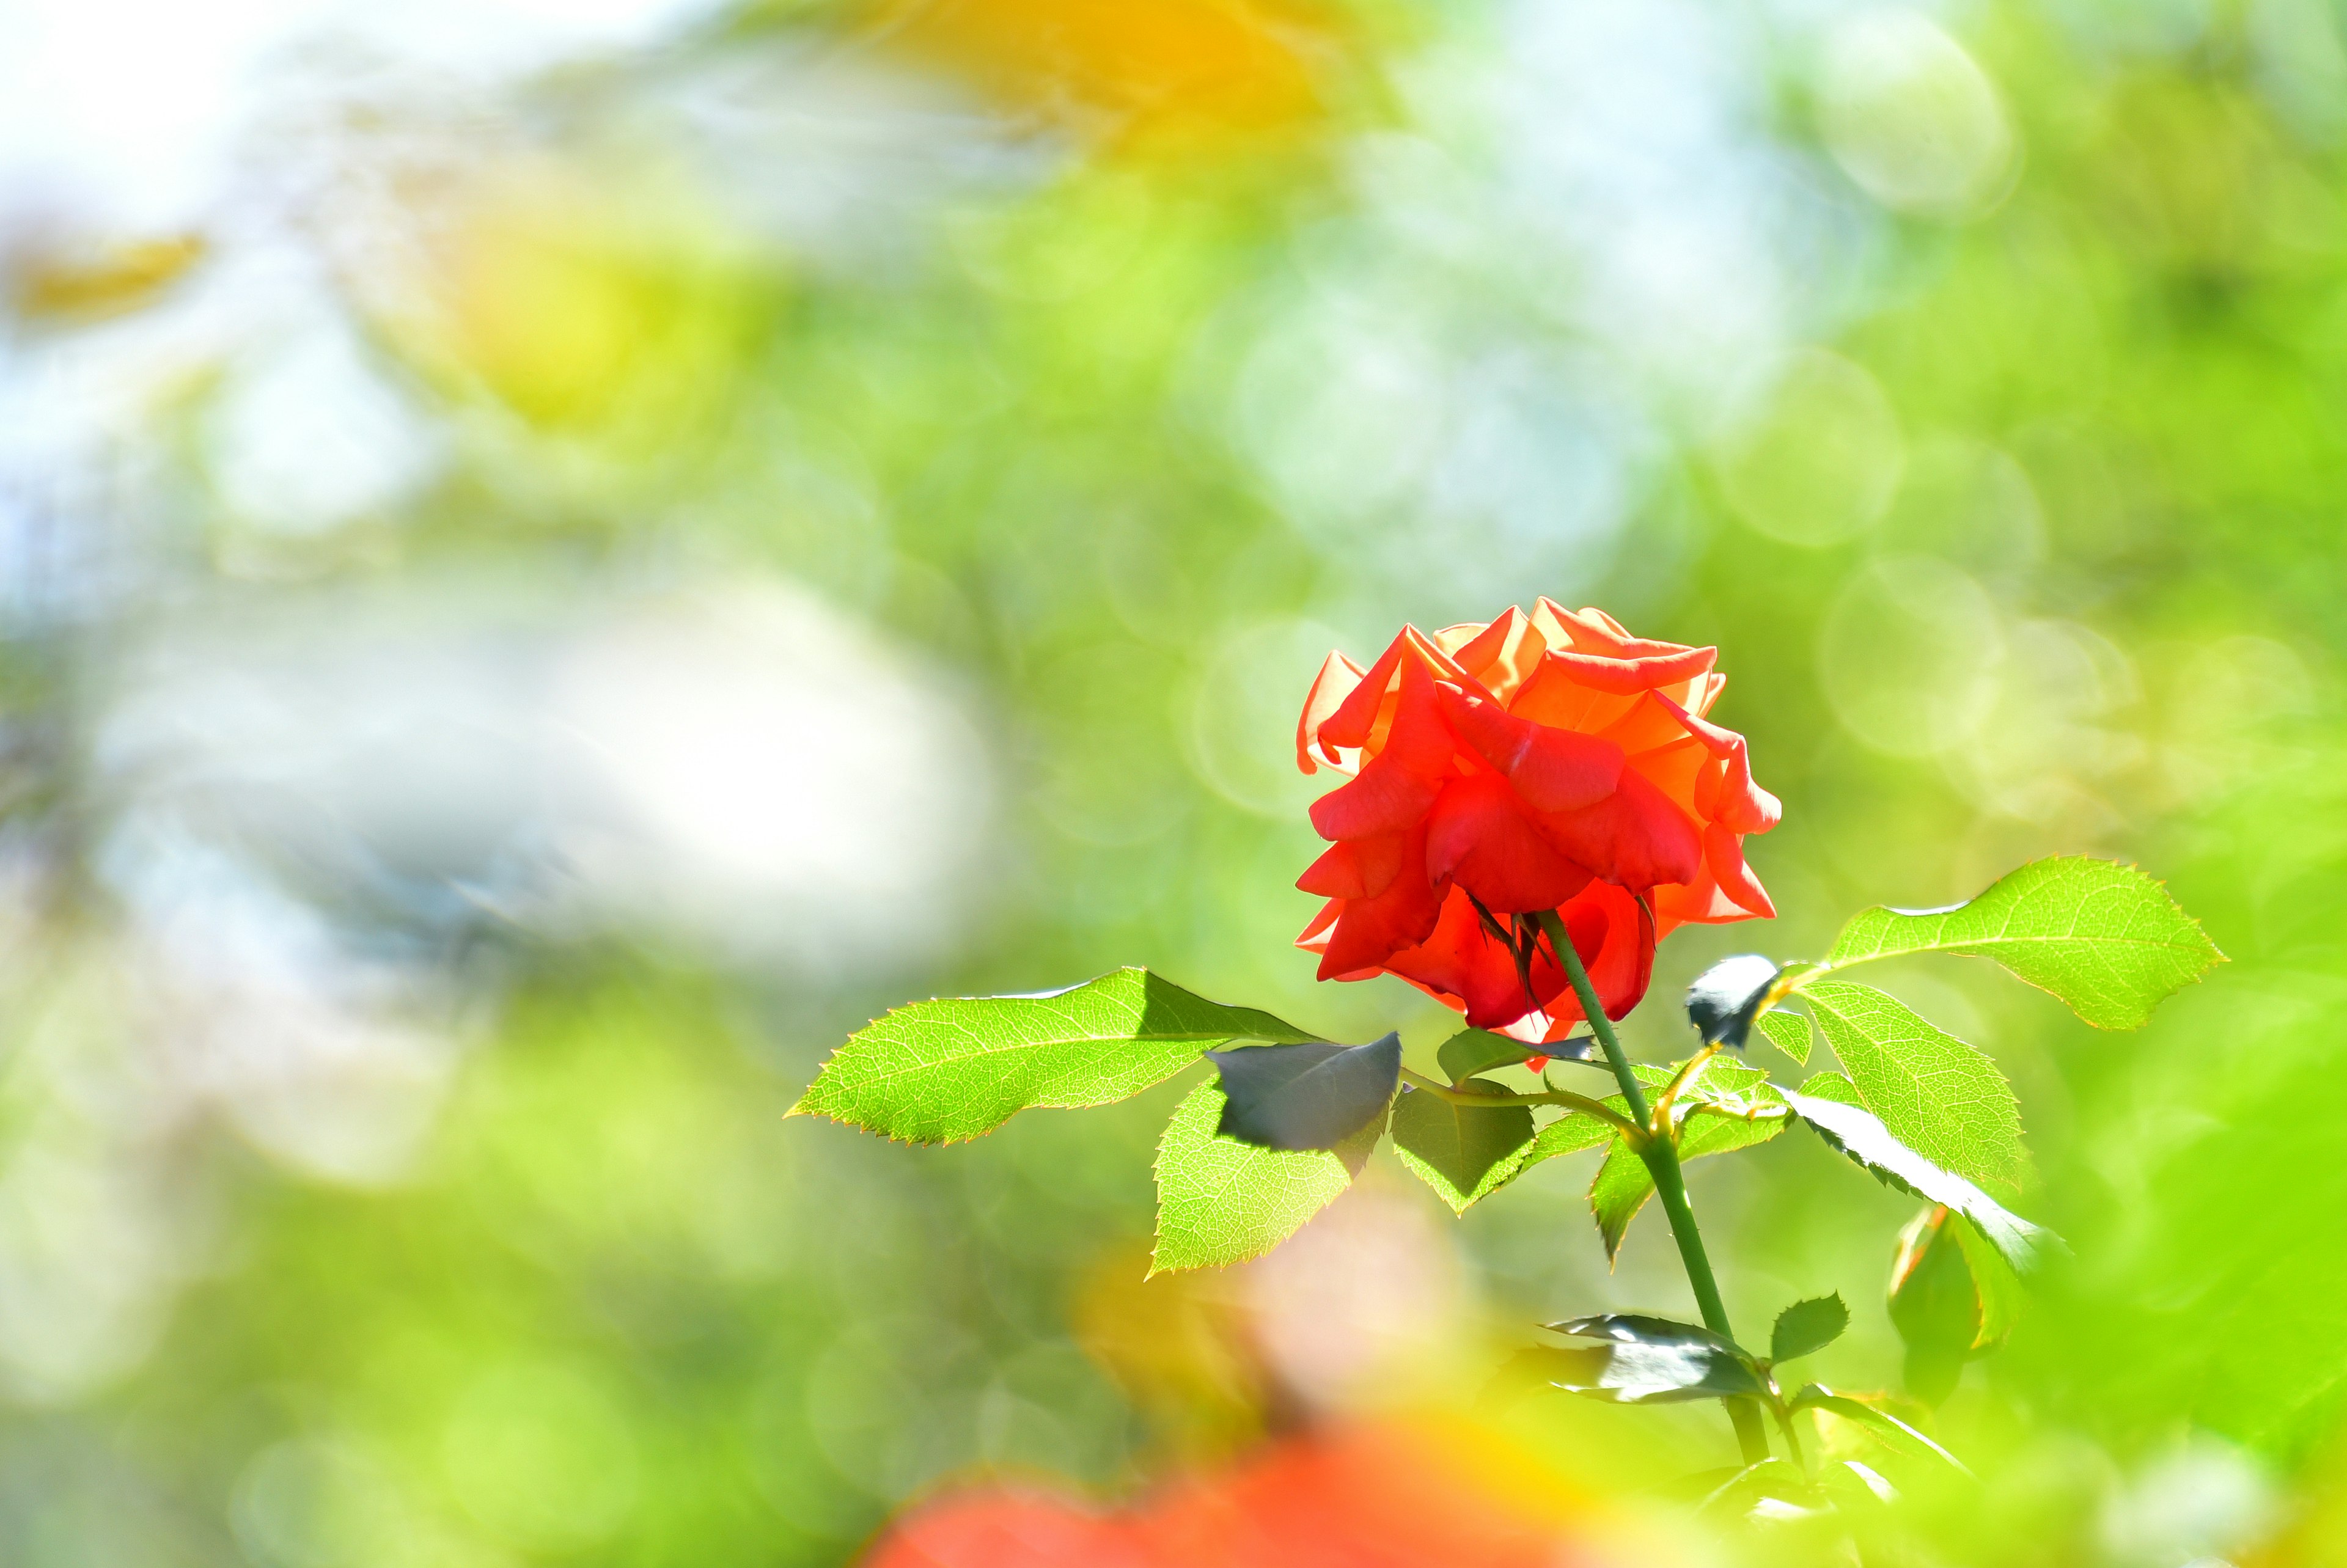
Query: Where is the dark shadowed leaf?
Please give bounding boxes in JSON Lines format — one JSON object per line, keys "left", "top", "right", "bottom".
{"left": 1436, "top": 1028, "right": 1533, "bottom": 1082}
{"left": 1754, "top": 1009, "right": 1812, "bottom": 1066}
{"left": 1818, "top": 857, "right": 2223, "bottom": 1030}
{"left": 1550, "top": 1313, "right": 1745, "bottom": 1352}
{"left": 1685, "top": 954, "right": 1782, "bottom": 1048}
{"left": 1542, "top": 1340, "right": 1769, "bottom": 1404}
{"left": 1789, "top": 1386, "right": 1973, "bottom": 1476}
{"left": 795, "top": 968, "right": 1321, "bottom": 1144}
{"left": 1150, "top": 1077, "right": 1385, "bottom": 1274}
{"left": 1209, "top": 1033, "right": 1401, "bottom": 1151}
{"left": 1784, "top": 1091, "right": 2063, "bottom": 1277}
{"left": 1391, "top": 1079, "right": 1536, "bottom": 1214}
{"left": 1771, "top": 1293, "right": 1851, "bottom": 1364}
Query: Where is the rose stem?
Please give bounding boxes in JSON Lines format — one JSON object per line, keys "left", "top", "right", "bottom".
{"left": 1530, "top": 908, "right": 1771, "bottom": 1468}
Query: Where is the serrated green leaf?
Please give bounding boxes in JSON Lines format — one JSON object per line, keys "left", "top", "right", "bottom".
{"left": 1798, "top": 1069, "right": 1863, "bottom": 1105}
{"left": 1390, "top": 1080, "right": 1535, "bottom": 1215}
{"left": 1544, "top": 1339, "right": 1769, "bottom": 1404}
{"left": 1772, "top": 1294, "right": 1851, "bottom": 1364}
{"left": 1790, "top": 1387, "right": 1972, "bottom": 1477}
{"left": 1590, "top": 1104, "right": 1787, "bottom": 1264}
{"left": 1209, "top": 1034, "right": 1400, "bottom": 1151}
{"left": 1493, "top": 1106, "right": 1618, "bottom": 1186}
{"left": 1754, "top": 1009, "right": 1812, "bottom": 1066}
{"left": 1802, "top": 980, "right": 2029, "bottom": 1196}
{"left": 1551, "top": 1312, "right": 1745, "bottom": 1352}
{"left": 1783, "top": 1090, "right": 2062, "bottom": 1277}
{"left": 1436, "top": 1028, "right": 1533, "bottom": 1083}
{"left": 798, "top": 968, "right": 1319, "bottom": 1145}
{"left": 1591, "top": 1140, "right": 1653, "bottom": 1264}
{"left": 1149, "top": 1077, "right": 1378, "bottom": 1275}
{"left": 1819, "top": 857, "right": 2224, "bottom": 1030}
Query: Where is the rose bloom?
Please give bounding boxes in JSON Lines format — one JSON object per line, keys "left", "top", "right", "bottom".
{"left": 1295, "top": 600, "right": 1779, "bottom": 1044}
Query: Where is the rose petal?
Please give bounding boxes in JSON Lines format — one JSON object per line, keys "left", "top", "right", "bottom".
{"left": 1307, "top": 659, "right": 1456, "bottom": 842}
{"left": 1529, "top": 766, "right": 1703, "bottom": 892}
{"left": 1296, "top": 650, "right": 1366, "bottom": 774}
{"left": 1433, "top": 682, "right": 1623, "bottom": 812}
{"left": 1704, "top": 822, "right": 1776, "bottom": 918}
{"left": 1296, "top": 833, "right": 1408, "bottom": 899}
{"left": 1423, "top": 774, "right": 1594, "bottom": 914}
{"left": 1314, "top": 826, "right": 1445, "bottom": 980}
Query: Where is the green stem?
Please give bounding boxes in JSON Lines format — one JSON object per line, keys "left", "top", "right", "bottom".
{"left": 1531, "top": 909, "right": 1771, "bottom": 1467}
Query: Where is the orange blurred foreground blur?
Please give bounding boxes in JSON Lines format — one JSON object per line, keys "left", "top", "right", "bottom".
{"left": 862, "top": 1418, "right": 1661, "bottom": 1567}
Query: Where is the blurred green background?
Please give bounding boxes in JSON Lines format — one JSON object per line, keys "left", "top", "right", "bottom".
{"left": 2, "top": 0, "right": 2345, "bottom": 1562}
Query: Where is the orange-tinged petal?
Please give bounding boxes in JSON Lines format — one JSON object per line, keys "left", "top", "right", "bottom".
{"left": 1314, "top": 827, "right": 1444, "bottom": 980}
{"left": 1508, "top": 652, "right": 1643, "bottom": 734}
{"left": 1296, "top": 649, "right": 1365, "bottom": 774}
{"left": 1704, "top": 822, "right": 1776, "bottom": 917}
{"left": 1308, "top": 658, "right": 1457, "bottom": 841}
{"left": 1541, "top": 644, "right": 1717, "bottom": 697}
{"left": 1296, "top": 833, "right": 1406, "bottom": 899}
{"left": 1318, "top": 631, "right": 1409, "bottom": 751}
{"left": 1529, "top": 766, "right": 1703, "bottom": 892}
{"left": 1423, "top": 774, "right": 1594, "bottom": 914}
{"left": 1434, "top": 682, "right": 1623, "bottom": 812}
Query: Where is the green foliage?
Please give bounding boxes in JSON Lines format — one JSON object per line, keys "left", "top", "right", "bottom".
{"left": 1783, "top": 1091, "right": 2059, "bottom": 1278}
{"left": 1821, "top": 857, "right": 2224, "bottom": 1030}
{"left": 1540, "top": 1315, "right": 1769, "bottom": 1404}
{"left": 1390, "top": 1080, "right": 1535, "bottom": 1215}
{"left": 1590, "top": 1140, "right": 1652, "bottom": 1264}
{"left": 1589, "top": 1105, "right": 1788, "bottom": 1263}
{"left": 1150, "top": 1077, "right": 1379, "bottom": 1275}
{"left": 1802, "top": 980, "right": 2029, "bottom": 1196}
{"left": 1208, "top": 1033, "right": 1399, "bottom": 1151}
{"left": 1754, "top": 1009, "right": 1812, "bottom": 1066}
{"left": 1771, "top": 1294, "right": 1851, "bottom": 1365}
{"left": 1436, "top": 1028, "right": 1533, "bottom": 1082}
{"left": 1787, "top": 1387, "right": 1972, "bottom": 1477}
{"left": 796, "top": 969, "right": 1318, "bottom": 1144}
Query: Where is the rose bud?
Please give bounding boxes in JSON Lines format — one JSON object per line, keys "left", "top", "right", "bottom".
{"left": 1294, "top": 600, "right": 1779, "bottom": 1044}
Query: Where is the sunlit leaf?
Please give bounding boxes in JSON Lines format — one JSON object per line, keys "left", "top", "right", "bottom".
{"left": 1589, "top": 1107, "right": 1786, "bottom": 1263}
{"left": 796, "top": 968, "right": 1319, "bottom": 1144}
{"left": 1148, "top": 1076, "right": 1381, "bottom": 1275}
{"left": 1802, "top": 980, "right": 2029, "bottom": 1195}
{"left": 1789, "top": 1385, "right": 1973, "bottom": 1477}
{"left": 1436, "top": 1028, "right": 1533, "bottom": 1083}
{"left": 1771, "top": 1293, "right": 1851, "bottom": 1364}
{"left": 1754, "top": 1009, "right": 1812, "bottom": 1066}
{"left": 1209, "top": 1033, "right": 1400, "bottom": 1151}
{"left": 1684, "top": 954, "right": 1782, "bottom": 1047}
{"left": 1949, "top": 1207, "right": 2029, "bottom": 1349}
{"left": 1390, "top": 1079, "right": 1535, "bottom": 1214}
{"left": 1589, "top": 1137, "right": 1655, "bottom": 1265}
{"left": 1697, "top": 1459, "right": 1829, "bottom": 1522}
{"left": 1539, "top": 1314, "right": 1767, "bottom": 1404}
{"left": 1819, "top": 857, "right": 2224, "bottom": 1030}
{"left": 1783, "top": 1090, "right": 2062, "bottom": 1277}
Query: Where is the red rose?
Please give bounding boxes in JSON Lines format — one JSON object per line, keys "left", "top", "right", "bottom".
{"left": 1294, "top": 600, "right": 1779, "bottom": 1042}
